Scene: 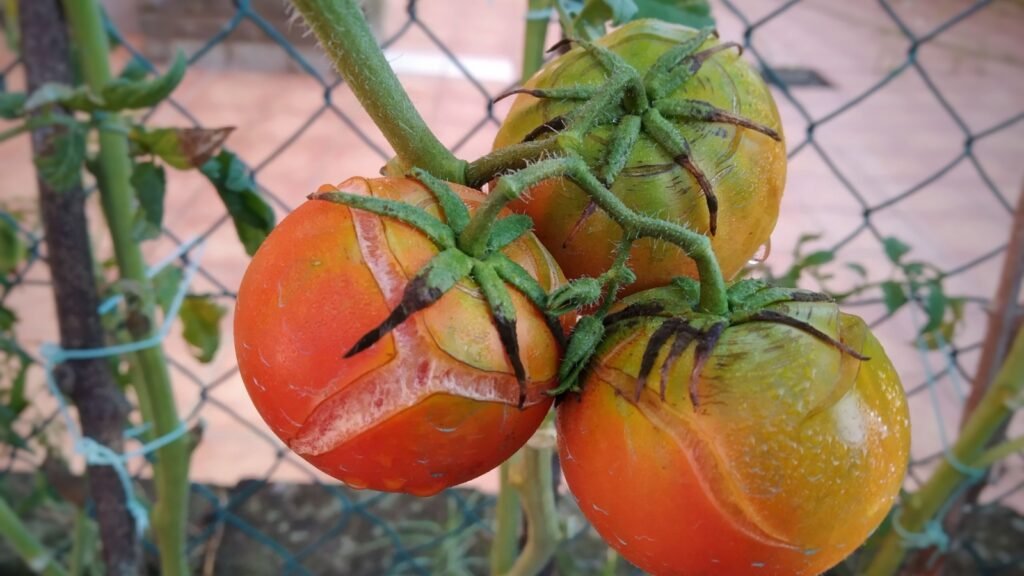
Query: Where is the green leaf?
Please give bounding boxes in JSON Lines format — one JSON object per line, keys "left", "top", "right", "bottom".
{"left": 23, "top": 82, "right": 102, "bottom": 112}
{"left": 100, "top": 51, "right": 186, "bottom": 111}
{"left": 920, "top": 281, "right": 947, "bottom": 335}
{"left": 179, "top": 296, "right": 226, "bottom": 363}
{"left": 634, "top": 0, "right": 714, "bottom": 28}
{"left": 846, "top": 262, "right": 868, "bottom": 278}
{"left": 802, "top": 250, "right": 834, "bottom": 267}
{"left": 34, "top": 122, "right": 87, "bottom": 192}
{"left": 883, "top": 237, "right": 911, "bottom": 264}
{"left": 0, "top": 305, "right": 15, "bottom": 331}
{"left": 200, "top": 151, "right": 276, "bottom": 256}
{"left": 0, "top": 215, "right": 25, "bottom": 276}
{"left": 130, "top": 162, "right": 166, "bottom": 241}
{"left": 0, "top": 91, "right": 25, "bottom": 119}
{"left": 151, "top": 265, "right": 184, "bottom": 313}
{"left": 880, "top": 281, "right": 907, "bottom": 313}
{"left": 130, "top": 126, "right": 234, "bottom": 169}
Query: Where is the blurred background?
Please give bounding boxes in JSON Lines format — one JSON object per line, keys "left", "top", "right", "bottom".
{"left": 0, "top": 0, "right": 1022, "bottom": 574}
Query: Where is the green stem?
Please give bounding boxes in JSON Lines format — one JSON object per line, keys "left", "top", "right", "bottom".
{"left": 289, "top": 0, "right": 466, "bottom": 182}
{"left": 63, "top": 2, "right": 190, "bottom": 575}
{"left": 490, "top": 457, "right": 523, "bottom": 575}
{"left": 522, "top": 0, "right": 551, "bottom": 83}
{"left": 0, "top": 496, "right": 69, "bottom": 576}
{"left": 973, "top": 434, "right": 1024, "bottom": 469}
{"left": 461, "top": 155, "right": 729, "bottom": 314}
{"left": 864, "top": 328, "right": 1024, "bottom": 576}
{"left": 501, "top": 438, "right": 561, "bottom": 576}
{"left": 465, "top": 137, "right": 562, "bottom": 188}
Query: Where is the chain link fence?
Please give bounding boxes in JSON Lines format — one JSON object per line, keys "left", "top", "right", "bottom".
{"left": 1, "top": 0, "right": 1022, "bottom": 574}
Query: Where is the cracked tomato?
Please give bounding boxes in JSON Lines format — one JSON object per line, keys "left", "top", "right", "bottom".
{"left": 235, "top": 177, "right": 567, "bottom": 496}
{"left": 557, "top": 290, "right": 909, "bottom": 575}
{"left": 493, "top": 20, "right": 786, "bottom": 295}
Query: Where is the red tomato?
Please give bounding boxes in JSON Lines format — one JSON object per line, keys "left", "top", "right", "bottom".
{"left": 235, "top": 177, "right": 566, "bottom": 496}
{"left": 557, "top": 294, "right": 909, "bottom": 575}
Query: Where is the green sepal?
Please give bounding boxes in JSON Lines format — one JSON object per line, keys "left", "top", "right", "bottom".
{"left": 600, "top": 114, "right": 642, "bottom": 185}
{"left": 410, "top": 167, "right": 470, "bottom": 234}
{"left": 345, "top": 249, "right": 473, "bottom": 358}
{"left": 486, "top": 214, "right": 534, "bottom": 255}
{"left": 643, "top": 27, "right": 715, "bottom": 97}
{"left": 312, "top": 189, "right": 455, "bottom": 249}
{"left": 473, "top": 261, "right": 528, "bottom": 406}
{"left": 553, "top": 315, "right": 605, "bottom": 395}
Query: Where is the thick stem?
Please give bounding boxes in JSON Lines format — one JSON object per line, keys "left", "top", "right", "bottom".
{"left": 0, "top": 496, "right": 69, "bottom": 576}
{"left": 20, "top": 1, "right": 140, "bottom": 573}
{"left": 63, "top": 2, "right": 190, "bottom": 575}
{"left": 522, "top": 0, "right": 551, "bottom": 83}
{"left": 501, "top": 437, "right": 561, "bottom": 576}
{"left": 465, "top": 137, "right": 562, "bottom": 188}
{"left": 490, "top": 457, "right": 523, "bottom": 575}
{"left": 864, "top": 328, "right": 1024, "bottom": 576}
{"left": 289, "top": 0, "right": 466, "bottom": 182}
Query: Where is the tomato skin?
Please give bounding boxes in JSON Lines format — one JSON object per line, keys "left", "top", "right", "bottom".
{"left": 235, "top": 177, "right": 566, "bottom": 496}
{"left": 557, "top": 299, "right": 909, "bottom": 575}
{"left": 494, "top": 20, "right": 785, "bottom": 295}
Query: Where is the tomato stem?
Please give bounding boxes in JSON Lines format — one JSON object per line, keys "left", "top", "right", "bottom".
{"left": 521, "top": 0, "right": 551, "bottom": 83}
{"left": 500, "top": 436, "right": 561, "bottom": 576}
{"left": 863, "top": 328, "right": 1024, "bottom": 575}
{"left": 288, "top": 0, "right": 467, "bottom": 182}
{"left": 464, "top": 137, "right": 562, "bottom": 188}
{"left": 0, "top": 496, "right": 69, "bottom": 576}
{"left": 64, "top": 2, "right": 191, "bottom": 574}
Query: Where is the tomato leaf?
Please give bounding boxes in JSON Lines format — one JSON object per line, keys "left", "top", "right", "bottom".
{"left": 34, "top": 122, "right": 86, "bottom": 192}
{"left": 0, "top": 91, "right": 25, "bottom": 119}
{"left": 0, "top": 215, "right": 26, "bottom": 277}
{"left": 118, "top": 57, "right": 150, "bottom": 82}
{"left": 130, "top": 126, "right": 234, "bottom": 170}
{"left": 151, "top": 265, "right": 184, "bottom": 314}
{"left": 846, "top": 262, "right": 868, "bottom": 278}
{"left": 100, "top": 51, "right": 186, "bottom": 111}
{"left": 23, "top": 82, "right": 102, "bottom": 112}
{"left": 199, "top": 151, "right": 276, "bottom": 256}
{"left": 882, "top": 237, "right": 911, "bottom": 264}
{"left": 130, "top": 162, "right": 166, "bottom": 241}
{"left": 920, "top": 281, "right": 947, "bottom": 336}
{"left": 634, "top": 0, "right": 714, "bottom": 29}
{"left": 569, "top": 0, "right": 639, "bottom": 40}
{"left": 880, "top": 281, "right": 907, "bottom": 313}
{"left": 179, "top": 296, "right": 226, "bottom": 363}
{"left": 802, "top": 250, "right": 834, "bottom": 267}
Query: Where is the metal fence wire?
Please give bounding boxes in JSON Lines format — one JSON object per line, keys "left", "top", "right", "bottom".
{"left": 1, "top": 0, "right": 1022, "bottom": 574}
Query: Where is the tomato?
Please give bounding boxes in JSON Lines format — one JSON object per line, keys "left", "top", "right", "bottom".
{"left": 493, "top": 20, "right": 785, "bottom": 295}
{"left": 557, "top": 288, "right": 910, "bottom": 575}
{"left": 235, "top": 176, "right": 566, "bottom": 496}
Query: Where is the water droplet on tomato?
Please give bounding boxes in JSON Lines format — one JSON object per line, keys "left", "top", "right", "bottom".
{"left": 748, "top": 238, "right": 772, "bottom": 264}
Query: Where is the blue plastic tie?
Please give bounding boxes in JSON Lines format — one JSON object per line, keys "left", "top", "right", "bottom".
{"left": 39, "top": 239, "right": 206, "bottom": 536}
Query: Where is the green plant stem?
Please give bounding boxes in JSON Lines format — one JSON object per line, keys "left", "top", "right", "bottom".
{"left": 973, "top": 434, "right": 1024, "bottom": 469}
{"left": 465, "top": 138, "right": 562, "bottom": 188}
{"left": 501, "top": 441, "right": 561, "bottom": 576}
{"left": 289, "top": 0, "right": 466, "bottom": 182}
{"left": 461, "top": 155, "right": 728, "bottom": 314}
{"left": 63, "top": 2, "right": 190, "bottom": 575}
{"left": 864, "top": 328, "right": 1024, "bottom": 576}
{"left": 522, "top": 0, "right": 551, "bottom": 82}
{"left": 0, "top": 495, "right": 69, "bottom": 576}
{"left": 490, "top": 457, "right": 523, "bottom": 575}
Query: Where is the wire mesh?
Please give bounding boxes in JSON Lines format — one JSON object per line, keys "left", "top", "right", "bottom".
{"left": 0, "top": 0, "right": 1022, "bottom": 574}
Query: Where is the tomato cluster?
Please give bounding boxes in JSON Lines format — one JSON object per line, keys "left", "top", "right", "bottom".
{"left": 235, "top": 19, "right": 909, "bottom": 576}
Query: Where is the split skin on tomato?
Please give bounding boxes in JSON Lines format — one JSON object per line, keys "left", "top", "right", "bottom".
{"left": 493, "top": 20, "right": 786, "bottom": 294}
{"left": 235, "top": 177, "right": 568, "bottom": 496}
{"left": 557, "top": 293, "right": 910, "bottom": 575}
